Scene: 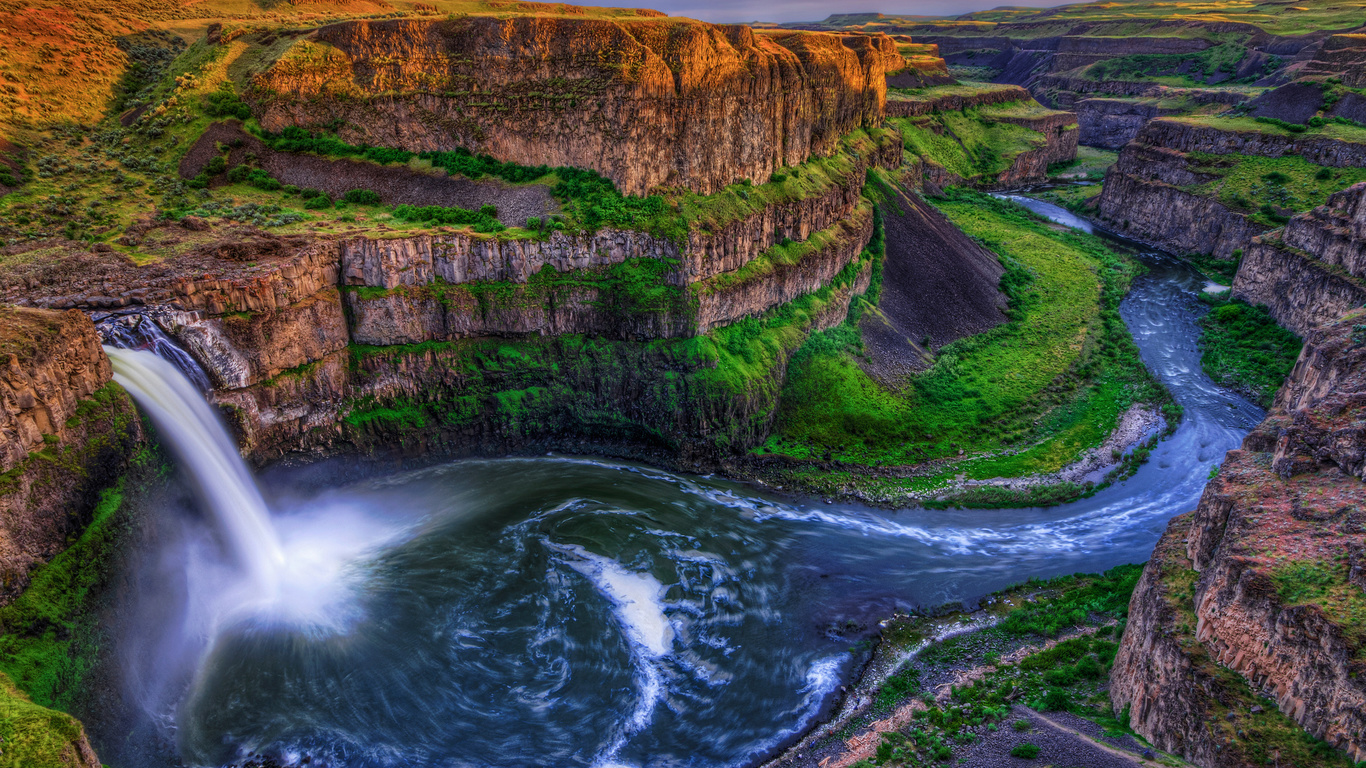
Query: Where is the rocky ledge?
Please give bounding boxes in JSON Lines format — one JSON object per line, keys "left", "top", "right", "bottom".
{"left": 248, "top": 17, "right": 901, "bottom": 196}
{"left": 1111, "top": 310, "right": 1366, "bottom": 765}
{"left": 1233, "top": 183, "right": 1366, "bottom": 336}
{"left": 0, "top": 307, "right": 139, "bottom": 603}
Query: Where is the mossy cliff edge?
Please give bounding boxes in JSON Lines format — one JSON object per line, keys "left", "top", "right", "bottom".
{"left": 0, "top": 307, "right": 140, "bottom": 768}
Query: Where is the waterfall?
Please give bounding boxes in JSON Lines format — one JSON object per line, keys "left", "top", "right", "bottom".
{"left": 106, "top": 347, "right": 286, "bottom": 590}
{"left": 97, "top": 313, "right": 213, "bottom": 392}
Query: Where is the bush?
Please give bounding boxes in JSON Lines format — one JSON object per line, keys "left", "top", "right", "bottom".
{"left": 244, "top": 168, "right": 281, "bottom": 191}
{"left": 1262, "top": 171, "right": 1291, "bottom": 185}
{"left": 342, "top": 189, "right": 381, "bottom": 204}
{"left": 1010, "top": 743, "right": 1040, "bottom": 759}
{"left": 203, "top": 88, "right": 251, "bottom": 120}
{"left": 769, "top": 172, "right": 788, "bottom": 183}
{"left": 226, "top": 165, "right": 249, "bottom": 183}
{"left": 205, "top": 156, "right": 227, "bottom": 176}
{"left": 391, "top": 203, "right": 503, "bottom": 232}
{"left": 303, "top": 194, "right": 333, "bottom": 210}
{"left": 300, "top": 187, "right": 324, "bottom": 199}
{"left": 1012, "top": 719, "right": 1031, "bottom": 732}
{"left": 1316, "top": 166, "right": 1335, "bottom": 181}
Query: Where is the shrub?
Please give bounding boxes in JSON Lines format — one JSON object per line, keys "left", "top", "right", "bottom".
{"left": 342, "top": 189, "right": 381, "bottom": 204}
{"left": 300, "top": 187, "right": 324, "bottom": 199}
{"left": 1316, "top": 166, "right": 1335, "bottom": 181}
{"left": 226, "top": 165, "right": 249, "bottom": 183}
{"left": 203, "top": 88, "right": 251, "bottom": 120}
{"left": 1262, "top": 171, "right": 1291, "bottom": 185}
{"left": 303, "top": 194, "right": 333, "bottom": 210}
{"left": 244, "top": 168, "right": 281, "bottom": 191}
{"left": 1010, "top": 743, "right": 1040, "bottom": 759}
{"left": 1012, "top": 719, "right": 1031, "bottom": 732}
{"left": 769, "top": 172, "right": 788, "bottom": 183}
{"left": 205, "top": 156, "right": 227, "bottom": 176}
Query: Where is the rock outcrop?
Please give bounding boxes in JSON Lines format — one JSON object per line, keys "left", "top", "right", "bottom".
{"left": 1112, "top": 311, "right": 1366, "bottom": 766}
{"left": 249, "top": 17, "right": 901, "bottom": 195}
{"left": 885, "top": 84, "right": 1031, "bottom": 117}
{"left": 1233, "top": 183, "right": 1366, "bottom": 336}
{"left": 1075, "top": 97, "right": 1183, "bottom": 149}
{"left": 1097, "top": 141, "right": 1264, "bottom": 259}
{"left": 1097, "top": 118, "right": 1366, "bottom": 259}
{"left": 0, "top": 307, "right": 138, "bottom": 603}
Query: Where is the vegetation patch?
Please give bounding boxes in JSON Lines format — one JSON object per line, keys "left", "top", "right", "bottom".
{"left": 1271, "top": 560, "right": 1366, "bottom": 654}
{"left": 892, "top": 109, "right": 1044, "bottom": 181}
{"left": 1184, "top": 152, "right": 1366, "bottom": 226}
{"left": 1197, "top": 295, "right": 1302, "bottom": 408}
{"left": 835, "top": 566, "right": 1146, "bottom": 768}
{"left": 760, "top": 191, "right": 1168, "bottom": 502}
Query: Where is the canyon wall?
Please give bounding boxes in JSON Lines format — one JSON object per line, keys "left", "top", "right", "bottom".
{"left": 1232, "top": 183, "right": 1366, "bottom": 336}
{"left": 1075, "top": 97, "right": 1184, "bottom": 149}
{"left": 5, "top": 128, "right": 893, "bottom": 466}
{"left": 1097, "top": 119, "right": 1366, "bottom": 259}
{"left": 248, "top": 17, "right": 901, "bottom": 195}
{"left": 1112, "top": 310, "right": 1366, "bottom": 766}
{"left": 0, "top": 308, "right": 139, "bottom": 603}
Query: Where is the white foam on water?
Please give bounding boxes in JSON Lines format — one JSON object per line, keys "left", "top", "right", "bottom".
{"left": 737, "top": 654, "right": 848, "bottom": 764}
{"left": 546, "top": 543, "right": 674, "bottom": 768}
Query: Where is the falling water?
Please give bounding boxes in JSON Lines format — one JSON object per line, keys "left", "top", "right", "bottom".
{"left": 98, "top": 313, "right": 213, "bottom": 392}
{"left": 105, "top": 347, "right": 286, "bottom": 589}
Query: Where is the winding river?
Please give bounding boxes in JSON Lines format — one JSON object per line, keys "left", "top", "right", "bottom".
{"left": 102, "top": 195, "right": 1263, "bottom": 768}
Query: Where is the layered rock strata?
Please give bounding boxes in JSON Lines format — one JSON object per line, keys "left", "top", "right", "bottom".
{"left": 249, "top": 17, "right": 901, "bottom": 195}
{"left": 1075, "top": 97, "right": 1184, "bottom": 149}
{"left": 884, "top": 84, "right": 1033, "bottom": 117}
{"left": 1233, "top": 183, "right": 1366, "bottom": 336}
{"left": 1112, "top": 311, "right": 1366, "bottom": 765}
{"left": 1097, "top": 118, "right": 1366, "bottom": 259}
{"left": 0, "top": 307, "right": 138, "bottom": 603}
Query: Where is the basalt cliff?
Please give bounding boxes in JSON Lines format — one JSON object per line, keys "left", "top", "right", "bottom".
{"left": 1113, "top": 309, "right": 1366, "bottom": 766}
{"left": 1096, "top": 117, "right": 1366, "bottom": 259}
{"left": 249, "top": 17, "right": 901, "bottom": 196}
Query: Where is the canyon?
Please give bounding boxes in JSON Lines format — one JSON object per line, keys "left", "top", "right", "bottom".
{"left": 4, "top": 1, "right": 1366, "bottom": 767}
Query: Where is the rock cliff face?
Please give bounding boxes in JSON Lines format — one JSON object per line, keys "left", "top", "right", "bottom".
{"left": 1112, "top": 311, "right": 1366, "bottom": 766}
{"left": 1075, "top": 97, "right": 1183, "bottom": 149}
{"left": 1098, "top": 152, "right": 1264, "bottom": 259}
{"left": 884, "top": 85, "right": 1031, "bottom": 117}
{"left": 1232, "top": 183, "right": 1366, "bottom": 336}
{"left": 249, "top": 17, "right": 901, "bottom": 195}
{"left": 1094, "top": 117, "right": 1366, "bottom": 259}
{"left": 0, "top": 308, "right": 138, "bottom": 603}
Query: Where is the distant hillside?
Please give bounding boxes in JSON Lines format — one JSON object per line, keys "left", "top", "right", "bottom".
{"left": 0, "top": 0, "right": 666, "bottom": 139}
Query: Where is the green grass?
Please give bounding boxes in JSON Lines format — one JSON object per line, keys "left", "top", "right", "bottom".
{"left": 1272, "top": 560, "right": 1366, "bottom": 655}
{"left": 1048, "top": 146, "right": 1117, "bottom": 181}
{"left": 762, "top": 191, "right": 1167, "bottom": 487}
{"left": 1169, "top": 114, "right": 1366, "bottom": 145}
{"left": 1082, "top": 42, "right": 1260, "bottom": 86}
{"left": 1197, "top": 297, "right": 1302, "bottom": 408}
{"left": 1185, "top": 153, "right": 1366, "bottom": 226}
{"left": 0, "top": 671, "right": 91, "bottom": 768}
{"left": 858, "top": 566, "right": 1146, "bottom": 766}
{"left": 892, "top": 109, "right": 1044, "bottom": 181}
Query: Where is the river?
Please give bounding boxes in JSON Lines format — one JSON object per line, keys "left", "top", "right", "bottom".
{"left": 101, "top": 195, "right": 1263, "bottom": 768}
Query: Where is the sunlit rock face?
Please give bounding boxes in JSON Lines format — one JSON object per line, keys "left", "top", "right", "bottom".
{"left": 249, "top": 16, "right": 901, "bottom": 195}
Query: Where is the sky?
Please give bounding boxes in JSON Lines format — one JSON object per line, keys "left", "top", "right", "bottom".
{"left": 587, "top": 0, "right": 1074, "bottom": 23}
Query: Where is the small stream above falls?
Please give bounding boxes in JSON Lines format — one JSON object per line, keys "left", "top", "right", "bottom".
{"left": 98, "top": 195, "right": 1265, "bottom": 768}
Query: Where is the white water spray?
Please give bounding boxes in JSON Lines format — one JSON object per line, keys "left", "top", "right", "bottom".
{"left": 105, "top": 347, "right": 287, "bottom": 590}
